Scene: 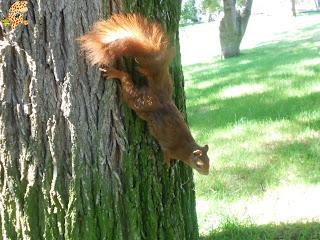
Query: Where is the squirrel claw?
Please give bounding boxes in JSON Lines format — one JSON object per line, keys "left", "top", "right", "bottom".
{"left": 99, "top": 67, "right": 113, "bottom": 80}
{"left": 99, "top": 66, "right": 127, "bottom": 80}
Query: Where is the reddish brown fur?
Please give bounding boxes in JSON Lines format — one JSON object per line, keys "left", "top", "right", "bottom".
{"left": 80, "top": 13, "right": 210, "bottom": 175}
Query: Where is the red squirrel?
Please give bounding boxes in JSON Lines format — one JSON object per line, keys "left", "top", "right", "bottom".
{"left": 79, "top": 13, "right": 210, "bottom": 175}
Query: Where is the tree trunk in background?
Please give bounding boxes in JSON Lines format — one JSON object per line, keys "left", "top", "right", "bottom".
{"left": 315, "top": 0, "right": 320, "bottom": 9}
{"left": 0, "top": 0, "right": 198, "bottom": 239}
{"left": 291, "top": 0, "right": 297, "bottom": 16}
{"left": 219, "top": 0, "right": 253, "bottom": 58}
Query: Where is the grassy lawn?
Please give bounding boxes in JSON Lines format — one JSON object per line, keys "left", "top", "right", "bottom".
{"left": 201, "top": 221, "right": 320, "bottom": 240}
{"left": 181, "top": 12, "right": 320, "bottom": 239}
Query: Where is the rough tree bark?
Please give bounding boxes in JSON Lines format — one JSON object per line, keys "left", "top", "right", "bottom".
{"left": 0, "top": 0, "right": 199, "bottom": 239}
{"left": 219, "top": 0, "right": 253, "bottom": 58}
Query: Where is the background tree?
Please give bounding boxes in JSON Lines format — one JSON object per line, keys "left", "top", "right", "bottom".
{"left": 181, "top": 0, "right": 199, "bottom": 24}
{"left": 219, "top": 0, "right": 254, "bottom": 58}
{"left": 0, "top": 0, "right": 199, "bottom": 239}
{"left": 315, "top": 0, "right": 320, "bottom": 9}
{"left": 291, "top": 0, "right": 297, "bottom": 16}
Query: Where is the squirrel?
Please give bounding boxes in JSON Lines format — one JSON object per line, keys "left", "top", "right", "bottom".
{"left": 79, "top": 13, "right": 210, "bottom": 175}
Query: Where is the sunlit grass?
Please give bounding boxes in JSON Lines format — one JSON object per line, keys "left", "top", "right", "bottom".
{"left": 182, "top": 12, "right": 320, "bottom": 238}
{"left": 202, "top": 218, "right": 320, "bottom": 240}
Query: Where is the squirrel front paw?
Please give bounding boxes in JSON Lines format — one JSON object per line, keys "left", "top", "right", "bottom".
{"left": 99, "top": 67, "right": 128, "bottom": 80}
{"left": 99, "top": 67, "right": 114, "bottom": 80}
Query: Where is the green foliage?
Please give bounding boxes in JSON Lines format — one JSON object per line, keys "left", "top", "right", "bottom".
{"left": 201, "top": 0, "right": 247, "bottom": 13}
{"left": 201, "top": 0, "right": 221, "bottom": 13}
{"left": 181, "top": 0, "right": 199, "bottom": 23}
{"left": 237, "top": 0, "right": 247, "bottom": 7}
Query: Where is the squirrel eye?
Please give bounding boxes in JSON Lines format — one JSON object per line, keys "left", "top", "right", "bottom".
{"left": 195, "top": 160, "right": 205, "bottom": 167}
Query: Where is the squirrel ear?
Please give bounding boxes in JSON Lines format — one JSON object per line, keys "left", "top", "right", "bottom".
{"left": 203, "top": 145, "right": 209, "bottom": 152}
{"left": 193, "top": 149, "right": 202, "bottom": 157}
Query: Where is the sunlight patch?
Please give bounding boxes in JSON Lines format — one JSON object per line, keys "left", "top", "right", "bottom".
{"left": 246, "top": 120, "right": 288, "bottom": 144}
{"left": 309, "top": 83, "right": 320, "bottom": 93}
{"left": 265, "top": 130, "right": 284, "bottom": 143}
{"left": 238, "top": 59, "right": 252, "bottom": 65}
{"left": 216, "top": 124, "right": 246, "bottom": 140}
{"left": 300, "top": 58, "right": 320, "bottom": 66}
{"left": 196, "top": 80, "right": 214, "bottom": 89}
{"left": 197, "top": 199, "right": 212, "bottom": 215}
{"left": 297, "top": 129, "right": 320, "bottom": 142}
{"left": 218, "top": 84, "right": 268, "bottom": 99}
{"left": 196, "top": 199, "right": 222, "bottom": 232}
{"left": 230, "top": 184, "right": 320, "bottom": 225}
{"left": 197, "top": 184, "right": 320, "bottom": 234}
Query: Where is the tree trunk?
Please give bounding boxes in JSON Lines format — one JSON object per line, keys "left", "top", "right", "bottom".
{"left": 315, "top": 0, "right": 320, "bottom": 9}
{"left": 291, "top": 0, "right": 297, "bottom": 16}
{"left": 0, "top": 0, "right": 199, "bottom": 239}
{"left": 219, "top": 0, "right": 253, "bottom": 58}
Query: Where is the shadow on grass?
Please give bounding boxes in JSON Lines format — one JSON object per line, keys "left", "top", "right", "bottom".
{"left": 308, "top": 119, "right": 320, "bottom": 130}
{"left": 184, "top": 22, "right": 320, "bottom": 132}
{"left": 201, "top": 164, "right": 278, "bottom": 199}
{"left": 201, "top": 221, "right": 320, "bottom": 240}
{"left": 271, "top": 138, "right": 320, "bottom": 183}
{"left": 190, "top": 92, "right": 320, "bottom": 131}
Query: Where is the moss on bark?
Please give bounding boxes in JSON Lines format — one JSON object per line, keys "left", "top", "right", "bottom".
{"left": 0, "top": 0, "right": 198, "bottom": 239}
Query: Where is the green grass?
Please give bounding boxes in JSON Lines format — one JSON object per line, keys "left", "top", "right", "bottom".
{"left": 202, "top": 218, "right": 320, "bottom": 240}
{"left": 182, "top": 13, "right": 320, "bottom": 238}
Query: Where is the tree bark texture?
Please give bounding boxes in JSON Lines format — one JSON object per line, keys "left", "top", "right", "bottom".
{"left": 0, "top": 0, "right": 199, "bottom": 239}
{"left": 219, "top": 0, "right": 253, "bottom": 58}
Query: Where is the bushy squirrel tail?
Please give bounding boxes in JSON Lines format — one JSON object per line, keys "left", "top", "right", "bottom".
{"left": 79, "top": 13, "right": 172, "bottom": 69}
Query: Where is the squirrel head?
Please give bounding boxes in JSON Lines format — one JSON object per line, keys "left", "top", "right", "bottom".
{"left": 189, "top": 145, "right": 210, "bottom": 175}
